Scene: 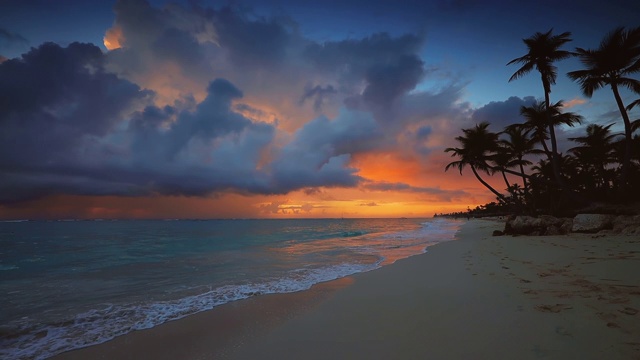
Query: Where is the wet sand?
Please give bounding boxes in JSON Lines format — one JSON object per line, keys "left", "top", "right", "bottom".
{"left": 53, "top": 219, "right": 640, "bottom": 360}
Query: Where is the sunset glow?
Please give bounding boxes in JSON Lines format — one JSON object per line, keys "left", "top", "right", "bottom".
{"left": 0, "top": 0, "right": 636, "bottom": 219}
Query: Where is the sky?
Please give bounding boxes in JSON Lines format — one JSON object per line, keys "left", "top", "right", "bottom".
{"left": 0, "top": 0, "right": 639, "bottom": 219}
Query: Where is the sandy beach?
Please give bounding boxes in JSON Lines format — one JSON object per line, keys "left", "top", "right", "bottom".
{"left": 52, "top": 219, "right": 640, "bottom": 360}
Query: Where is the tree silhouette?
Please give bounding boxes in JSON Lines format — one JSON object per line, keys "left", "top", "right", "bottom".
{"left": 567, "top": 26, "right": 640, "bottom": 193}
{"left": 444, "top": 27, "right": 640, "bottom": 218}
{"left": 518, "top": 100, "right": 583, "bottom": 160}
{"left": 498, "top": 125, "right": 541, "bottom": 194}
{"left": 508, "top": 29, "right": 574, "bottom": 189}
{"left": 568, "top": 124, "right": 618, "bottom": 197}
{"left": 490, "top": 149, "right": 513, "bottom": 190}
{"left": 445, "top": 122, "right": 506, "bottom": 202}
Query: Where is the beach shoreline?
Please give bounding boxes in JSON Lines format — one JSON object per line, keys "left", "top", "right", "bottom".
{"left": 52, "top": 218, "right": 640, "bottom": 359}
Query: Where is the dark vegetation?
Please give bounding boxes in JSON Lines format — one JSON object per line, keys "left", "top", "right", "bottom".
{"left": 441, "top": 27, "right": 640, "bottom": 218}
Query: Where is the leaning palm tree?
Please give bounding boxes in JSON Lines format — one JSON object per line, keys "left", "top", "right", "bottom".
{"left": 445, "top": 122, "right": 506, "bottom": 202}
{"left": 567, "top": 26, "right": 640, "bottom": 191}
{"left": 508, "top": 29, "right": 574, "bottom": 187}
{"left": 490, "top": 148, "right": 513, "bottom": 190}
{"left": 498, "top": 126, "right": 542, "bottom": 194}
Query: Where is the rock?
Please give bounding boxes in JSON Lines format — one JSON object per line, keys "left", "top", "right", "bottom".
{"left": 507, "top": 215, "right": 537, "bottom": 234}
{"left": 539, "top": 215, "right": 564, "bottom": 226}
{"left": 612, "top": 215, "right": 640, "bottom": 234}
{"left": 559, "top": 218, "right": 573, "bottom": 234}
{"left": 492, "top": 230, "right": 504, "bottom": 236}
{"left": 572, "top": 214, "right": 614, "bottom": 233}
{"left": 545, "top": 225, "right": 561, "bottom": 236}
{"left": 504, "top": 215, "right": 572, "bottom": 236}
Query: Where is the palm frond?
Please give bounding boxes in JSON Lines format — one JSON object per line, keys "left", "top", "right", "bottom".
{"left": 508, "top": 62, "right": 535, "bottom": 82}
{"left": 627, "top": 98, "right": 640, "bottom": 112}
{"left": 618, "top": 77, "right": 640, "bottom": 93}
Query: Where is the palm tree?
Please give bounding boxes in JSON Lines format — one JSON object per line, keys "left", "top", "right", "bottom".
{"left": 508, "top": 29, "right": 574, "bottom": 187}
{"left": 490, "top": 148, "right": 513, "bottom": 190}
{"left": 516, "top": 102, "right": 551, "bottom": 155}
{"left": 568, "top": 124, "right": 619, "bottom": 195}
{"left": 517, "top": 100, "right": 583, "bottom": 160}
{"left": 567, "top": 26, "right": 640, "bottom": 192}
{"left": 498, "top": 126, "right": 541, "bottom": 194}
{"left": 445, "top": 122, "right": 506, "bottom": 202}
{"left": 627, "top": 98, "right": 640, "bottom": 112}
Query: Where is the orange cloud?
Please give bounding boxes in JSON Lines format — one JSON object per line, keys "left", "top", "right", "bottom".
{"left": 562, "top": 97, "right": 587, "bottom": 109}
{"left": 103, "top": 26, "right": 123, "bottom": 51}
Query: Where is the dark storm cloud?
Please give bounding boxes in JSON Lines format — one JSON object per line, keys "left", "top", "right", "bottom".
{"left": 129, "top": 78, "right": 270, "bottom": 165}
{"left": 108, "top": 0, "right": 435, "bottom": 124}
{"left": 0, "top": 42, "right": 151, "bottom": 169}
{"left": 0, "top": 40, "right": 374, "bottom": 203}
{"left": 303, "top": 32, "right": 423, "bottom": 75}
{"left": 398, "top": 83, "right": 469, "bottom": 123}
{"left": 151, "top": 28, "right": 204, "bottom": 68}
{"left": 471, "top": 96, "right": 536, "bottom": 130}
{"left": 105, "top": 0, "right": 215, "bottom": 83}
{"left": 268, "top": 110, "right": 384, "bottom": 192}
{"left": 299, "top": 84, "right": 337, "bottom": 111}
{"left": 0, "top": 1, "right": 474, "bottom": 205}
{"left": 211, "top": 6, "right": 293, "bottom": 69}
{"left": 0, "top": 42, "right": 277, "bottom": 203}
{"left": 362, "top": 54, "right": 424, "bottom": 109}
{"left": 111, "top": 0, "right": 164, "bottom": 46}
{"left": 303, "top": 33, "right": 425, "bottom": 112}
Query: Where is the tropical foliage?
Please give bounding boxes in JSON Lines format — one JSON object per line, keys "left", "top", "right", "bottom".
{"left": 445, "top": 27, "right": 640, "bottom": 216}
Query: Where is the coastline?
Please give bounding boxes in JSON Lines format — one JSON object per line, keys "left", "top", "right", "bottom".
{"left": 52, "top": 219, "right": 640, "bottom": 359}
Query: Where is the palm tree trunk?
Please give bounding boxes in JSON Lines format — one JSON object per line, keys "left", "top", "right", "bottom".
{"left": 518, "top": 160, "right": 529, "bottom": 192}
{"left": 611, "top": 83, "right": 632, "bottom": 196}
{"left": 541, "top": 77, "right": 589, "bottom": 209}
{"left": 539, "top": 138, "right": 551, "bottom": 158}
{"left": 501, "top": 171, "right": 511, "bottom": 190}
{"left": 471, "top": 165, "right": 507, "bottom": 203}
{"left": 542, "top": 81, "right": 563, "bottom": 187}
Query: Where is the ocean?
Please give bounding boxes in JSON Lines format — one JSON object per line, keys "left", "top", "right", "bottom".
{"left": 0, "top": 217, "right": 463, "bottom": 360}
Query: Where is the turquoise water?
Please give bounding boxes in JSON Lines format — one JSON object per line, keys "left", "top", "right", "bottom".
{"left": 0, "top": 218, "right": 462, "bottom": 359}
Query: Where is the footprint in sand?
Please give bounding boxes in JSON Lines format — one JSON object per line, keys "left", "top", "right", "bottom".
{"left": 619, "top": 307, "right": 638, "bottom": 315}
{"left": 535, "top": 304, "right": 573, "bottom": 313}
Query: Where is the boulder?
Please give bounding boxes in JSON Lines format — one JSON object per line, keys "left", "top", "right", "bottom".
{"left": 559, "top": 218, "right": 573, "bottom": 234}
{"left": 611, "top": 215, "right": 640, "bottom": 234}
{"left": 504, "top": 215, "right": 572, "bottom": 236}
{"left": 545, "top": 225, "right": 561, "bottom": 236}
{"left": 507, "top": 215, "right": 537, "bottom": 234}
{"left": 572, "top": 214, "right": 614, "bottom": 233}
